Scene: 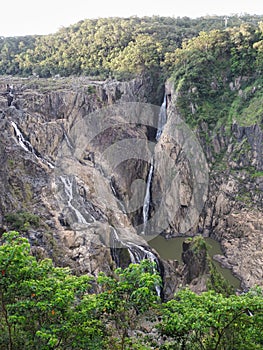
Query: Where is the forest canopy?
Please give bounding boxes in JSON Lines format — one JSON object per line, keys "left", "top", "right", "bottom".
{"left": 0, "top": 15, "right": 262, "bottom": 79}
{"left": 1, "top": 232, "right": 263, "bottom": 350}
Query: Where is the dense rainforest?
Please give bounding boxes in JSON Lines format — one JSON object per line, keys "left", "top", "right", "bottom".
{"left": 0, "top": 14, "right": 263, "bottom": 350}
{"left": 0, "top": 15, "right": 262, "bottom": 80}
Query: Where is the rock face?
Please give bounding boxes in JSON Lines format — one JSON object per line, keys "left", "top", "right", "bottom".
{"left": 0, "top": 74, "right": 262, "bottom": 300}
{"left": 158, "top": 82, "right": 263, "bottom": 291}
{"left": 0, "top": 76, "right": 163, "bottom": 279}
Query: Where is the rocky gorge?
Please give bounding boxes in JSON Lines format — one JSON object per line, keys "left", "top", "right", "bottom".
{"left": 0, "top": 74, "right": 262, "bottom": 300}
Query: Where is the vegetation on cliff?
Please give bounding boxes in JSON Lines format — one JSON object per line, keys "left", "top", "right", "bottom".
{"left": 1, "top": 13, "right": 262, "bottom": 350}
{"left": 1, "top": 232, "right": 262, "bottom": 350}
{"left": 170, "top": 21, "right": 263, "bottom": 130}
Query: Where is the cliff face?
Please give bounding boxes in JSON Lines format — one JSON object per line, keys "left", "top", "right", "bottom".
{"left": 160, "top": 80, "right": 263, "bottom": 290}
{"left": 0, "top": 76, "right": 162, "bottom": 278}
{"left": 0, "top": 74, "right": 262, "bottom": 299}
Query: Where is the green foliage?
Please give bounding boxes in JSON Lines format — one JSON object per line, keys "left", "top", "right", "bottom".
{"left": 0, "top": 15, "right": 262, "bottom": 79}
{"left": 160, "top": 288, "right": 263, "bottom": 350}
{"left": 5, "top": 211, "right": 40, "bottom": 231}
{"left": 251, "top": 170, "right": 263, "bottom": 178}
{"left": 0, "top": 232, "right": 104, "bottom": 350}
{"left": 0, "top": 233, "right": 161, "bottom": 350}
{"left": 184, "top": 236, "right": 234, "bottom": 296}
{"left": 228, "top": 78, "right": 263, "bottom": 127}
{"left": 189, "top": 235, "right": 207, "bottom": 252}
{"left": 86, "top": 85, "right": 96, "bottom": 94}
{"left": 1, "top": 233, "right": 262, "bottom": 350}
{"left": 170, "top": 22, "right": 263, "bottom": 131}
{"left": 97, "top": 260, "right": 161, "bottom": 349}
{"left": 207, "top": 259, "right": 235, "bottom": 296}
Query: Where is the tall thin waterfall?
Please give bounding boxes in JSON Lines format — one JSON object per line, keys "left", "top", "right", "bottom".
{"left": 141, "top": 94, "right": 167, "bottom": 233}
{"left": 142, "top": 161, "right": 154, "bottom": 233}
{"left": 156, "top": 94, "right": 167, "bottom": 141}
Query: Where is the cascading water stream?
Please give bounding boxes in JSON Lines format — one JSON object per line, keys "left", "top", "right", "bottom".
{"left": 110, "top": 228, "right": 161, "bottom": 297}
{"left": 142, "top": 161, "right": 154, "bottom": 234}
{"left": 141, "top": 93, "right": 167, "bottom": 234}
{"left": 59, "top": 175, "right": 89, "bottom": 225}
{"left": 156, "top": 94, "right": 167, "bottom": 141}
{"left": 11, "top": 121, "right": 54, "bottom": 169}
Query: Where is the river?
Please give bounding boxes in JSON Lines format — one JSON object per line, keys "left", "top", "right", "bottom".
{"left": 148, "top": 235, "right": 241, "bottom": 289}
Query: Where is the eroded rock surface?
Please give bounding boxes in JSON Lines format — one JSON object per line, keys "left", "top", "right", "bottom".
{"left": 0, "top": 75, "right": 262, "bottom": 299}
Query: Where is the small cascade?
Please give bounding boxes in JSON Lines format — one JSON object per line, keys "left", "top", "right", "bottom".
{"left": 59, "top": 176, "right": 91, "bottom": 224}
{"left": 11, "top": 121, "right": 34, "bottom": 153}
{"left": 125, "top": 242, "right": 159, "bottom": 266}
{"left": 142, "top": 161, "right": 154, "bottom": 233}
{"left": 110, "top": 228, "right": 139, "bottom": 265}
{"left": 125, "top": 241, "right": 161, "bottom": 297}
{"left": 110, "top": 228, "right": 122, "bottom": 267}
{"left": 110, "top": 228, "right": 161, "bottom": 297}
{"left": 11, "top": 121, "right": 54, "bottom": 169}
{"left": 156, "top": 94, "right": 167, "bottom": 141}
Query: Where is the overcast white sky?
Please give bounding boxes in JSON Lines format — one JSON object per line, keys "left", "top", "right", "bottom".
{"left": 1, "top": 0, "right": 263, "bottom": 37}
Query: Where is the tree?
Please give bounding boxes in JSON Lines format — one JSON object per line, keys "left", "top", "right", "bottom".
{"left": 0, "top": 232, "right": 162, "bottom": 350}
{"left": 97, "top": 260, "right": 162, "bottom": 350}
{"left": 159, "top": 288, "right": 263, "bottom": 350}
{"left": 108, "top": 34, "right": 163, "bottom": 77}
{"left": 0, "top": 231, "right": 104, "bottom": 350}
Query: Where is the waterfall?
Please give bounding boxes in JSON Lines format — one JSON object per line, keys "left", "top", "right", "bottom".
{"left": 59, "top": 175, "right": 88, "bottom": 224}
{"left": 142, "top": 161, "right": 154, "bottom": 233}
{"left": 141, "top": 94, "right": 167, "bottom": 233}
{"left": 110, "top": 228, "right": 139, "bottom": 265}
{"left": 110, "top": 228, "right": 161, "bottom": 297}
{"left": 125, "top": 242, "right": 161, "bottom": 297}
{"left": 156, "top": 94, "right": 167, "bottom": 141}
{"left": 126, "top": 241, "right": 159, "bottom": 265}
{"left": 11, "top": 121, "right": 54, "bottom": 169}
{"left": 11, "top": 121, "right": 34, "bottom": 153}
{"left": 59, "top": 175, "right": 97, "bottom": 226}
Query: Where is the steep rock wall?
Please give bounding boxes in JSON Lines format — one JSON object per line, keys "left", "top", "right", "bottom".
{"left": 159, "top": 81, "right": 263, "bottom": 290}
{"left": 0, "top": 76, "right": 162, "bottom": 278}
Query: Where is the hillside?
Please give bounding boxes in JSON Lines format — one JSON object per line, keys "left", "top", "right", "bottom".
{"left": 0, "top": 14, "right": 262, "bottom": 350}
{"left": 0, "top": 15, "right": 262, "bottom": 79}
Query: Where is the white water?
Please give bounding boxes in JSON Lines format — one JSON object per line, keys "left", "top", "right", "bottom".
{"left": 141, "top": 94, "right": 167, "bottom": 233}
{"left": 60, "top": 175, "right": 88, "bottom": 224}
{"left": 126, "top": 241, "right": 161, "bottom": 297}
{"left": 110, "top": 228, "right": 161, "bottom": 297}
{"left": 126, "top": 241, "right": 158, "bottom": 265}
{"left": 156, "top": 94, "right": 167, "bottom": 141}
{"left": 142, "top": 161, "right": 154, "bottom": 233}
{"left": 11, "top": 121, "right": 35, "bottom": 152}
{"left": 110, "top": 228, "right": 138, "bottom": 264}
{"left": 11, "top": 121, "right": 54, "bottom": 169}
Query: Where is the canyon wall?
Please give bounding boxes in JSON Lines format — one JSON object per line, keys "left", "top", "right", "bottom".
{"left": 0, "top": 75, "right": 262, "bottom": 300}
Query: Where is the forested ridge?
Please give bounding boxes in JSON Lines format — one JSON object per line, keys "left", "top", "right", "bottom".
{"left": 0, "top": 15, "right": 262, "bottom": 79}
{"left": 1, "top": 14, "right": 263, "bottom": 350}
